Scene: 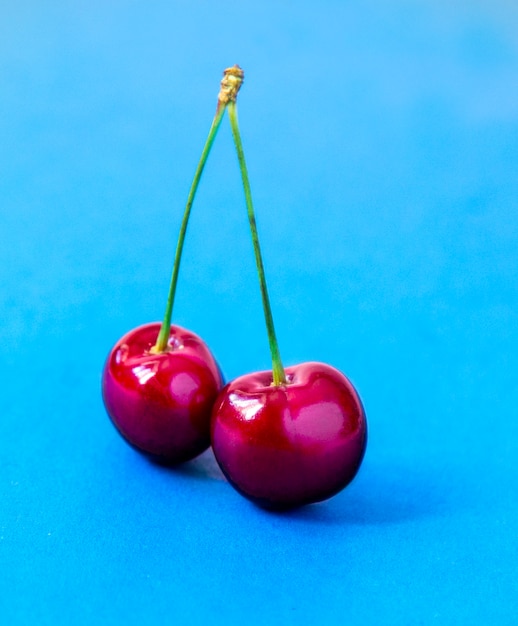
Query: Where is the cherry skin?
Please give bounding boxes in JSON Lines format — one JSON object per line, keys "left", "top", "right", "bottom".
{"left": 211, "top": 362, "right": 367, "bottom": 509}
{"left": 102, "top": 322, "right": 224, "bottom": 464}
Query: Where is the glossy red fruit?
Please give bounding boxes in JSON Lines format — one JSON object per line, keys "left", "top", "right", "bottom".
{"left": 211, "top": 362, "right": 367, "bottom": 508}
{"left": 102, "top": 322, "right": 224, "bottom": 464}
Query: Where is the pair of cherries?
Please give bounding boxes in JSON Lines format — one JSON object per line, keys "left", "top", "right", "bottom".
{"left": 102, "top": 67, "right": 367, "bottom": 509}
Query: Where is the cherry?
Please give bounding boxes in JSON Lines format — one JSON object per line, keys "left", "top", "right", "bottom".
{"left": 103, "top": 322, "right": 223, "bottom": 463}
{"left": 212, "top": 364, "right": 366, "bottom": 508}
{"left": 210, "top": 73, "right": 368, "bottom": 506}
{"left": 102, "top": 67, "right": 244, "bottom": 464}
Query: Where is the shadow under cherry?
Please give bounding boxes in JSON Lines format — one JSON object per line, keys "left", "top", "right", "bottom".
{"left": 283, "top": 460, "right": 465, "bottom": 526}
{"left": 144, "top": 444, "right": 465, "bottom": 527}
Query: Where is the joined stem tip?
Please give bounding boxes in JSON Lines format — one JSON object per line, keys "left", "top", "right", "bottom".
{"left": 218, "top": 65, "right": 244, "bottom": 107}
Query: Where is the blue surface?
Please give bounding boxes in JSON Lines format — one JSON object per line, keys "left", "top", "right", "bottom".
{"left": 1, "top": 1, "right": 518, "bottom": 623}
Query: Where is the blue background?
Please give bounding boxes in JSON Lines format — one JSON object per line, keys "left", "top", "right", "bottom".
{"left": 1, "top": 1, "right": 517, "bottom": 623}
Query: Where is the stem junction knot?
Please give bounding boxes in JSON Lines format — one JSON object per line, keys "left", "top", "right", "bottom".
{"left": 218, "top": 65, "right": 244, "bottom": 107}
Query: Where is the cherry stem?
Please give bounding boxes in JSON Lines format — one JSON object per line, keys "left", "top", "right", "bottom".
{"left": 227, "top": 100, "right": 287, "bottom": 386}
{"left": 153, "top": 66, "right": 244, "bottom": 353}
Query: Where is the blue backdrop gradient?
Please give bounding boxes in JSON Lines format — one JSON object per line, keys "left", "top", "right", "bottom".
{"left": 1, "top": 1, "right": 517, "bottom": 624}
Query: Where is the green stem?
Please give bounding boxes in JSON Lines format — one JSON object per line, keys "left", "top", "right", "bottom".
{"left": 153, "top": 105, "right": 226, "bottom": 353}
{"left": 227, "top": 101, "right": 287, "bottom": 386}
{"left": 153, "top": 65, "right": 244, "bottom": 353}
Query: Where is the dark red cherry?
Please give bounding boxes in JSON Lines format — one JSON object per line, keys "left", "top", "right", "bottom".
{"left": 100, "top": 69, "right": 245, "bottom": 465}
{"left": 102, "top": 322, "right": 224, "bottom": 464}
{"left": 211, "top": 362, "right": 367, "bottom": 508}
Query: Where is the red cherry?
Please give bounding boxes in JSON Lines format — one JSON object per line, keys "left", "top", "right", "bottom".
{"left": 211, "top": 362, "right": 367, "bottom": 508}
{"left": 101, "top": 69, "right": 243, "bottom": 465}
{"left": 103, "top": 322, "right": 223, "bottom": 464}
{"left": 215, "top": 88, "right": 367, "bottom": 508}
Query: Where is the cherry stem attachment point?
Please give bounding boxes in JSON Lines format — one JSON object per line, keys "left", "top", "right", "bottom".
{"left": 153, "top": 66, "right": 244, "bottom": 353}
{"left": 227, "top": 99, "right": 287, "bottom": 386}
